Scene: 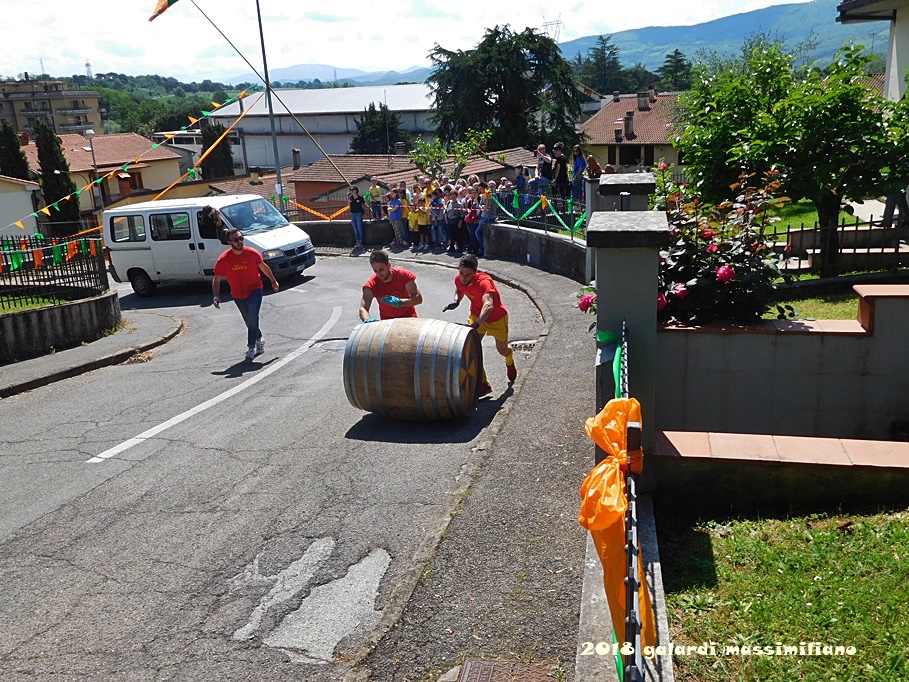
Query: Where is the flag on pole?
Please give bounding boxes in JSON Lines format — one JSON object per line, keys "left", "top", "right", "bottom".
{"left": 149, "top": 0, "right": 179, "bottom": 21}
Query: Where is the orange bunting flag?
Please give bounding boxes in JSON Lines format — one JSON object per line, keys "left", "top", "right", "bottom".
{"left": 66, "top": 240, "right": 78, "bottom": 261}
{"left": 33, "top": 249, "right": 43, "bottom": 269}
{"left": 541, "top": 195, "right": 549, "bottom": 210}
{"left": 89, "top": 240, "right": 97, "bottom": 257}
{"left": 20, "top": 238, "right": 27, "bottom": 250}
{"left": 149, "top": 0, "right": 179, "bottom": 21}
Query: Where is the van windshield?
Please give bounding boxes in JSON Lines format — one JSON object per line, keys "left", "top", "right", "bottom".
{"left": 220, "top": 199, "right": 289, "bottom": 234}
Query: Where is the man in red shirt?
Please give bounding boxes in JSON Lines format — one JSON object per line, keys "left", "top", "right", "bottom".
{"left": 444, "top": 254, "right": 517, "bottom": 396}
{"left": 358, "top": 250, "right": 423, "bottom": 322}
{"left": 212, "top": 228, "right": 280, "bottom": 361}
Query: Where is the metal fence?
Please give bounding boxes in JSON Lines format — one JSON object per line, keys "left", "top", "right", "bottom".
{"left": 0, "top": 236, "right": 108, "bottom": 311}
{"left": 765, "top": 216, "right": 909, "bottom": 275}
{"left": 617, "top": 320, "right": 645, "bottom": 682}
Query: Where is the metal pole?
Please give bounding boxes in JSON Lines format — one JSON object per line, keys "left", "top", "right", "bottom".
{"left": 255, "top": 0, "right": 284, "bottom": 209}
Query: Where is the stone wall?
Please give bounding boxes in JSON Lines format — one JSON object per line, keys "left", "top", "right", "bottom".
{"left": 0, "top": 289, "right": 121, "bottom": 364}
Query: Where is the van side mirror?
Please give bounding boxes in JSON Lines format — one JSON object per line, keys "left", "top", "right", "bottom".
{"left": 219, "top": 228, "right": 230, "bottom": 245}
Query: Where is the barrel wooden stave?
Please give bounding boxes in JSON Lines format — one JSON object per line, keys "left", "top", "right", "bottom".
{"left": 343, "top": 318, "right": 481, "bottom": 420}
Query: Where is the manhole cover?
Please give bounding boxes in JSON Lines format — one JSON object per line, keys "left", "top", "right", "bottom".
{"left": 458, "top": 659, "right": 557, "bottom": 682}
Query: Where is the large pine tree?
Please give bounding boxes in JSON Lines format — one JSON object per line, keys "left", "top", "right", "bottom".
{"left": 34, "top": 121, "right": 81, "bottom": 236}
{"left": 0, "top": 121, "right": 31, "bottom": 180}
{"left": 428, "top": 25, "right": 581, "bottom": 149}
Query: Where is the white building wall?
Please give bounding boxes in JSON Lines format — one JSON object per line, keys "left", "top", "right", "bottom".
{"left": 885, "top": 9, "right": 909, "bottom": 101}
{"left": 0, "top": 185, "right": 39, "bottom": 237}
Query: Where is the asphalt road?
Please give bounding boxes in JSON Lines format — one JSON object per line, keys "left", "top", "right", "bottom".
{"left": 0, "top": 256, "right": 545, "bottom": 681}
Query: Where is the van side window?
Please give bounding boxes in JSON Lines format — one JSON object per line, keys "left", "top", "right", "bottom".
{"left": 150, "top": 212, "right": 191, "bottom": 241}
{"left": 111, "top": 215, "right": 146, "bottom": 243}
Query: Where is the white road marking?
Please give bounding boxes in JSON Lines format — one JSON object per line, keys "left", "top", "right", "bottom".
{"left": 283, "top": 288, "right": 308, "bottom": 295}
{"left": 86, "top": 306, "right": 343, "bottom": 464}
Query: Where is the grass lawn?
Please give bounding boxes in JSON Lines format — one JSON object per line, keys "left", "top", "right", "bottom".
{"left": 764, "top": 293, "right": 859, "bottom": 321}
{"left": 764, "top": 199, "right": 857, "bottom": 233}
{"left": 0, "top": 297, "right": 58, "bottom": 312}
{"left": 657, "top": 507, "right": 909, "bottom": 681}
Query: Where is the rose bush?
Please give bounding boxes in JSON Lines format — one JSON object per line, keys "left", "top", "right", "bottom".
{"left": 579, "top": 166, "right": 792, "bottom": 325}
{"left": 657, "top": 168, "right": 791, "bottom": 324}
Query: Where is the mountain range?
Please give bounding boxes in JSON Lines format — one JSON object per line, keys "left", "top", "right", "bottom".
{"left": 228, "top": 0, "right": 885, "bottom": 87}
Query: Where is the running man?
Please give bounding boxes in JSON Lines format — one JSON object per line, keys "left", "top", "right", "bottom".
{"left": 358, "top": 250, "right": 423, "bottom": 322}
{"left": 443, "top": 254, "right": 517, "bottom": 396}
{"left": 212, "top": 228, "right": 280, "bottom": 360}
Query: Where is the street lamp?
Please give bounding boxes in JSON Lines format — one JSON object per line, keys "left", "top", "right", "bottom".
{"left": 83, "top": 128, "right": 101, "bottom": 213}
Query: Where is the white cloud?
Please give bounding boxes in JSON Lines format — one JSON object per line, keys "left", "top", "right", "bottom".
{"left": 2, "top": 0, "right": 811, "bottom": 82}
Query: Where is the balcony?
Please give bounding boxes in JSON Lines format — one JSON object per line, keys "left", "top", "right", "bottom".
{"left": 21, "top": 108, "right": 51, "bottom": 115}
{"left": 58, "top": 123, "right": 94, "bottom": 131}
{"left": 57, "top": 108, "right": 92, "bottom": 114}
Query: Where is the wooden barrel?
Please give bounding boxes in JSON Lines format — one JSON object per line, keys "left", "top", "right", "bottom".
{"left": 343, "top": 318, "right": 483, "bottom": 420}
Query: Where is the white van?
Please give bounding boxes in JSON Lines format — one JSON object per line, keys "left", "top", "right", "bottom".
{"left": 104, "top": 194, "right": 315, "bottom": 297}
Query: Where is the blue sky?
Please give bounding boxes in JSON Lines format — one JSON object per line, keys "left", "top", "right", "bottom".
{"left": 4, "top": 0, "right": 812, "bottom": 82}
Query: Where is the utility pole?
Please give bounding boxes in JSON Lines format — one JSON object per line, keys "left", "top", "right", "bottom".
{"left": 255, "top": 0, "right": 284, "bottom": 209}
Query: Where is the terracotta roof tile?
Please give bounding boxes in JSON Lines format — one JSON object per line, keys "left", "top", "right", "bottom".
{"left": 0, "top": 173, "right": 38, "bottom": 188}
{"left": 286, "top": 147, "right": 538, "bottom": 187}
{"left": 579, "top": 93, "right": 679, "bottom": 146}
{"left": 209, "top": 167, "right": 297, "bottom": 200}
{"left": 21, "top": 133, "right": 180, "bottom": 174}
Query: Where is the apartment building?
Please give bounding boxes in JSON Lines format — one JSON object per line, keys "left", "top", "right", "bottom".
{"left": 0, "top": 77, "right": 103, "bottom": 136}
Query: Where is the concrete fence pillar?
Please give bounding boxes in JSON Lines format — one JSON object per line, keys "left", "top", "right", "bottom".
{"left": 587, "top": 210, "right": 670, "bottom": 459}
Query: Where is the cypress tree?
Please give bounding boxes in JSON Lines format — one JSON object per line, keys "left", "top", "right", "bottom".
{"left": 0, "top": 120, "right": 31, "bottom": 180}
{"left": 200, "top": 122, "right": 235, "bottom": 180}
{"left": 34, "top": 121, "right": 81, "bottom": 236}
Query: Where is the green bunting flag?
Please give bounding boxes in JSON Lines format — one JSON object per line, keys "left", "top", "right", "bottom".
{"left": 512, "top": 190, "right": 520, "bottom": 209}
{"left": 80, "top": 239, "right": 89, "bottom": 256}
{"left": 52, "top": 245, "right": 63, "bottom": 265}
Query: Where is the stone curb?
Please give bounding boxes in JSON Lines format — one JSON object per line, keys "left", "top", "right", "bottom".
{"left": 0, "top": 314, "right": 185, "bottom": 399}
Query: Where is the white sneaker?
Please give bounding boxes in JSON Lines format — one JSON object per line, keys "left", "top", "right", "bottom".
{"left": 245, "top": 347, "right": 256, "bottom": 361}
{"left": 255, "top": 337, "right": 265, "bottom": 356}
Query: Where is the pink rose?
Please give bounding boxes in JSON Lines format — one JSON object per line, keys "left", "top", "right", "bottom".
{"left": 657, "top": 292, "right": 668, "bottom": 311}
{"left": 701, "top": 228, "right": 716, "bottom": 240}
{"left": 716, "top": 265, "right": 736, "bottom": 283}
{"left": 672, "top": 283, "right": 689, "bottom": 299}
{"left": 706, "top": 243, "right": 719, "bottom": 253}
{"left": 658, "top": 161, "right": 668, "bottom": 170}
{"left": 578, "top": 292, "right": 596, "bottom": 313}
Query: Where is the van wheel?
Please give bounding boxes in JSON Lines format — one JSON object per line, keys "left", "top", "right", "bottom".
{"left": 129, "top": 270, "right": 157, "bottom": 297}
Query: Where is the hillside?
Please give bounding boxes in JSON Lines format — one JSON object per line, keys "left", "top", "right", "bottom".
{"left": 558, "top": 0, "right": 885, "bottom": 70}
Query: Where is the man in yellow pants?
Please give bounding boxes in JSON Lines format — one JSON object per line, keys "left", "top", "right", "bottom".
{"left": 444, "top": 254, "right": 517, "bottom": 396}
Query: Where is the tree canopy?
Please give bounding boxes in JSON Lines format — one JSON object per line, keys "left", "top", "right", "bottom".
{"left": 676, "top": 36, "right": 909, "bottom": 273}
{"left": 34, "top": 121, "right": 80, "bottom": 236}
{"left": 350, "top": 102, "right": 408, "bottom": 154}
{"left": 427, "top": 26, "right": 581, "bottom": 149}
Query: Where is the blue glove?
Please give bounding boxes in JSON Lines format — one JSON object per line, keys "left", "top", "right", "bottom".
{"left": 363, "top": 317, "right": 378, "bottom": 323}
{"left": 380, "top": 295, "right": 403, "bottom": 308}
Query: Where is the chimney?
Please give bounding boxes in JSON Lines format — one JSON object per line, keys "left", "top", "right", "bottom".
{"left": 292, "top": 148, "right": 301, "bottom": 170}
{"left": 624, "top": 111, "right": 636, "bottom": 140}
{"left": 18, "top": 132, "right": 28, "bottom": 146}
{"left": 249, "top": 166, "right": 262, "bottom": 185}
{"left": 614, "top": 128, "right": 623, "bottom": 143}
{"left": 637, "top": 92, "right": 650, "bottom": 111}
{"left": 394, "top": 141, "right": 407, "bottom": 155}
{"left": 612, "top": 90, "right": 620, "bottom": 102}
{"left": 649, "top": 84, "right": 657, "bottom": 103}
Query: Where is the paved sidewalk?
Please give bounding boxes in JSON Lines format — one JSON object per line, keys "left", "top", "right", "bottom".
{"left": 0, "top": 309, "right": 184, "bottom": 399}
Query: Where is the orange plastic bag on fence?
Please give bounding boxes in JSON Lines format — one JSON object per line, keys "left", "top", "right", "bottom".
{"left": 580, "top": 397, "right": 656, "bottom": 652}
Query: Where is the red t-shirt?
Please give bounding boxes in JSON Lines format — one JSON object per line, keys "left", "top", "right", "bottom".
{"left": 454, "top": 271, "right": 507, "bottom": 323}
{"left": 214, "top": 246, "right": 264, "bottom": 300}
{"left": 364, "top": 267, "right": 418, "bottom": 319}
